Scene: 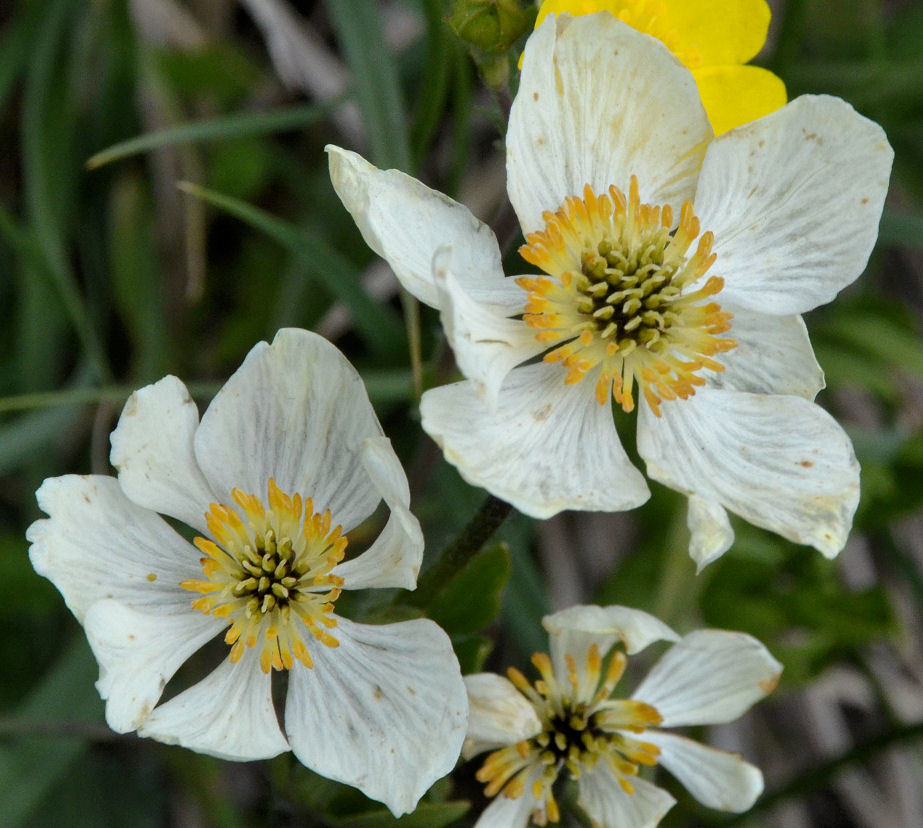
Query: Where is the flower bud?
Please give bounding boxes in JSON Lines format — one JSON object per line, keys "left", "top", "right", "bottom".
{"left": 447, "top": 0, "right": 534, "bottom": 55}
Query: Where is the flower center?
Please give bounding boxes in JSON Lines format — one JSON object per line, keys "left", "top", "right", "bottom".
{"left": 181, "top": 479, "right": 346, "bottom": 674}
{"left": 517, "top": 177, "right": 736, "bottom": 416}
{"left": 476, "top": 646, "right": 662, "bottom": 823}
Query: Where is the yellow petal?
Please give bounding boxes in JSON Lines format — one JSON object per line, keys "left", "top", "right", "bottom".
{"left": 536, "top": 0, "right": 623, "bottom": 29}
{"left": 692, "top": 64, "right": 787, "bottom": 136}
{"left": 659, "top": 0, "right": 771, "bottom": 66}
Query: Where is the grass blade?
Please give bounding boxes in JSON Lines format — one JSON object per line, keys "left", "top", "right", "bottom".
{"left": 325, "top": 0, "right": 412, "bottom": 171}
{"left": 86, "top": 100, "right": 340, "bottom": 170}
{"left": 177, "top": 182, "right": 405, "bottom": 356}
{"left": 0, "top": 636, "right": 103, "bottom": 827}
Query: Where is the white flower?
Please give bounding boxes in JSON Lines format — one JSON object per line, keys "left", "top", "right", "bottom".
{"left": 326, "top": 12, "right": 893, "bottom": 569}
{"left": 27, "top": 328, "right": 467, "bottom": 817}
{"left": 464, "top": 604, "right": 782, "bottom": 827}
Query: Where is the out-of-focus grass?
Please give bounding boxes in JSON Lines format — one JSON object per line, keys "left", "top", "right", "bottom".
{"left": 0, "top": 0, "right": 921, "bottom": 825}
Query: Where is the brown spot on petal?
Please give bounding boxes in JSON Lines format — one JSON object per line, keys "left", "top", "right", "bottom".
{"left": 798, "top": 460, "right": 814, "bottom": 468}
{"left": 759, "top": 673, "right": 781, "bottom": 695}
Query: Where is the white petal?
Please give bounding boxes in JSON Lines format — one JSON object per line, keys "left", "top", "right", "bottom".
{"left": 544, "top": 604, "right": 679, "bottom": 688}
{"left": 326, "top": 145, "right": 504, "bottom": 309}
{"left": 109, "top": 375, "right": 217, "bottom": 533}
{"left": 632, "top": 629, "right": 782, "bottom": 727}
{"left": 433, "top": 248, "right": 542, "bottom": 409}
{"left": 84, "top": 599, "right": 223, "bottom": 733}
{"left": 686, "top": 496, "right": 734, "bottom": 573}
{"left": 332, "top": 436, "right": 423, "bottom": 590}
{"left": 467, "top": 276, "right": 540, "bottom": 317}
{"left": 577, "top": 766, "right": 676, "bottom": 828}
{"left": 710, "top": 305, "right": 824, "bottom": 399}
{"left": 638, "top": 389, "right": 860, "bottom": 557}
{"left": 695, "top": 95, "right": 893, "bottom": 314}
{"left": 285, "top": 617, "right": 467, "bottom": 817}
{"left": 474, "top": 787, "right": 540, "bottom": 828}
{"left": 642, "top": 731, "right": 764, "bottom": 813}
{"left": 462, "top": 673, "right": 541, "bottom": 759}
{"left": 420, "top": 364, "right": 649, "bottom": 519}
{"left": 509, "top": 14, "right": 710, "bottom": 235}
{"left": 194, "top": 329, "right": 383, "bottom": 532}
{"left": 138, "top": 646, "right": 290, "bottom": 761}
{"left": 27, "top": 475, "right": 201, "bottom": 622}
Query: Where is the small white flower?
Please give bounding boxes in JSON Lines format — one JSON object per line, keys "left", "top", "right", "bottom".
{"left": 464, "top": 604, "right": 782, "bottom": 827}
{"left": 327, "top": 13, "right": 893, "bottom": 568}
{"left": 27, "top": 329, "right": 467, "bottom": 817}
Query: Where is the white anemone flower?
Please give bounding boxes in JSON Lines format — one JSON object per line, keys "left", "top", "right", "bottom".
{"left": 327, "top": 12, "right": 893, "bottom": 569}
{"left": 464, "top": 604, "right": 782, "bottom": 827}
{"left": 27, "top": 329, "right": 467, "bottom": 817}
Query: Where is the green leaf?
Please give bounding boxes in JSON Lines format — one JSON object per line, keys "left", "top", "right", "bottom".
{"left": 699, "top": 536, "right": 896, "bottom": 686}
{"left": 0, "top": 360, "right": 96, "bottom": 475}
{"left": 20, "top": 0, "right": 110, "bottom": 382}
{"left": 814, "top": 307, "right": 923, "bottom": 380}
{"left": 410, "top": 0, "right": 456, "bottom": 166}
{"left": 325, "top": 0, "right": 412, "bottom": 171}
{"left": 879, "top": 208, "right": 923, "bottom": 248}
{"left": 361, "top": 369, "right": 415, "bottom": 405}
{"left": 85, "top": 101, "right": 339, "bottom": 170}
{"left": 428, "top": 543, "right": 511, "bottom": 635}
{"left": 783, "top": 59, "right": 923, "bottom": 109}
{"left": 290, "top": 765, "right": 469, "bottom": 828}
{"left": 887, "top": 0, "right": 923, "bottom": 61}
{"left": 177, "top": 181, "right": 405, "bottom": 357}
{"left": 151, "top": 44, "right": 259, "bottom": 106}
{"left": 855, "top": 426, "right": 923, "bottom": 523}
{"left": 502, "top": 539, "right": 550, "bottom": 659}
{"left": 812, "top": 342, "right": 900, "bottom": 400}
{"left": 327, "top": 801, "right": 470, "bottom": 828}
{"left": 108, "top": 176, "right": 169, "bottom": 380}
{"left": 0, "top": 0, "right": 43, "bottom": 119}
{"left": 451, "top": 632, "right": 494, "bottom": 674}
{"left": 0, "top": 635, "right": 103, "bottom": 827}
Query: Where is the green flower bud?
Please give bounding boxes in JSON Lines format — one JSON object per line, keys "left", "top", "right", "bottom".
{"left": 447, "top": 0, "right": 534, "bottom": 55}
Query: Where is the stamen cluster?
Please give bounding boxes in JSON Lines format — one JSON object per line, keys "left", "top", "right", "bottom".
{"left": 181, "top": 479, "right": 346, "bottom": 673}
{"left": 518, "top": 177, "right": 736, "bottom": 416}
{"left": 476, "top": 645, "right": 662, "bottom": 824}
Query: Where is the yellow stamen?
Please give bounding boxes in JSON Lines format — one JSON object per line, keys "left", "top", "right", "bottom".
{"left": 517, "top": 178, "right": 736, "bottom": 416}
{"left": 182, "top": 478, "right": 346, "bottom": 673}
{"left": 477, "top": 644, "right": 664, "bottom": 818}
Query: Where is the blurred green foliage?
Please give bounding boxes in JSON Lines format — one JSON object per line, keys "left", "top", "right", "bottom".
{"left": 1, "top": 0, "right": 921, "bottom": 825}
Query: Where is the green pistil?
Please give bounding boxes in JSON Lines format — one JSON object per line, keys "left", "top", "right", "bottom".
{"left": 577, "top": 238, "right": 680, "bottom": 348}
{"left": 230, "top": 529, "right": 301, "bottom": 614}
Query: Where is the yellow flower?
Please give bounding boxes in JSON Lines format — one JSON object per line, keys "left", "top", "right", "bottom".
{"left": 534, "top": 0, "right": 786, "bottom": 135}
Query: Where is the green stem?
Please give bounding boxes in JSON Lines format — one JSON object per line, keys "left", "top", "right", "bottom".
{"left": 401, "top": 290, "right": 424, "bottom": 403}
{"left": 407, "top": 495, "right": 513, "bottom": 608}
